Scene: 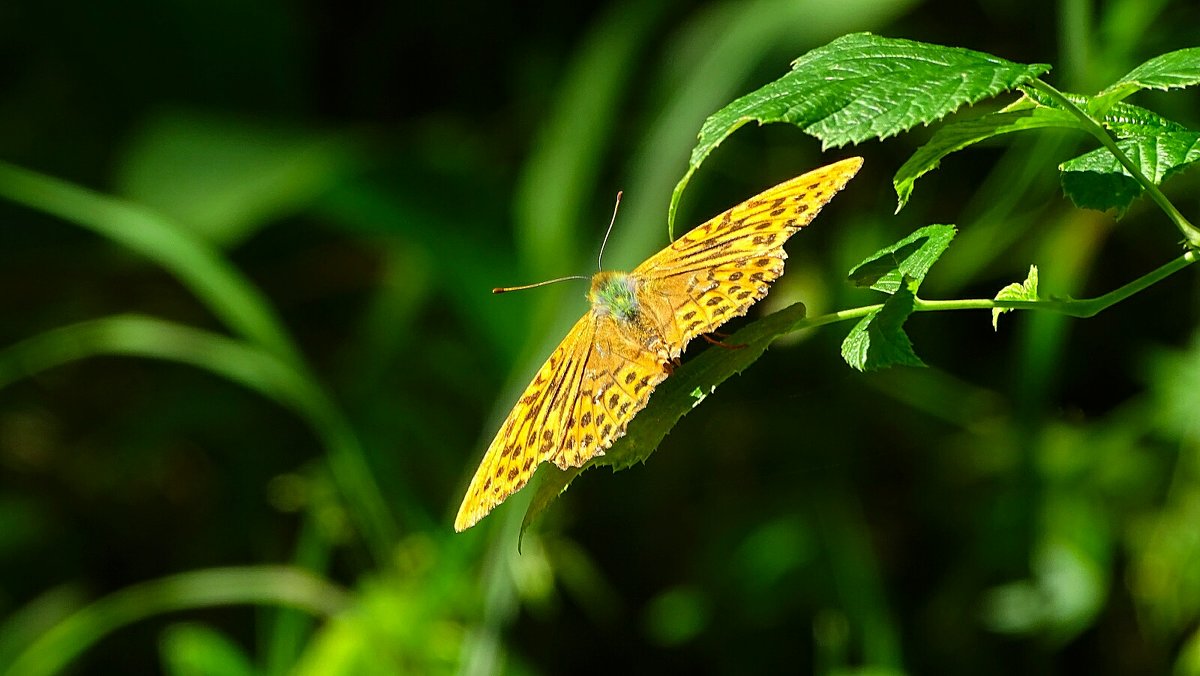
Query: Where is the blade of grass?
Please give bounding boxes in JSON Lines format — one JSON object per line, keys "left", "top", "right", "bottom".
{"left": 4, "top": 566, "right": 349, "bottom": 676}
{"left": 0, "top": 162, "right": 396, "bottom": 559}
{"left": 0, "top": 161, "right": 296, "bottom": 363}
{"left": 0, "top": 314, "right": 395, "bottom": 561}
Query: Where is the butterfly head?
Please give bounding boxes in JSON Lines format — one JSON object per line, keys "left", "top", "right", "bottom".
{"left": 589, "top": 271, "right": 639, "bottom": 323}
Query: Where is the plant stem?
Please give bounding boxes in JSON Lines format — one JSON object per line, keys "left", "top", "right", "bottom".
{"left": 1027, "top": 79, "right": 1200, "bottom": 248}
{"left": 797, "top": 248, "right": 1196, "bottom": 328}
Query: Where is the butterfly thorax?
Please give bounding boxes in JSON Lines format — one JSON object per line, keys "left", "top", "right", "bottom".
{"left": 589, "top": 271, "right": 640, "bottom": 323}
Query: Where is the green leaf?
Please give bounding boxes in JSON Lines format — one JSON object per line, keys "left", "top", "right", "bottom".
{"left": 115, "top": 111, "right": 359, "bottom": 248}
{"left": 840, "top": 285, "right": 924, "bottom": 372}
{"left": 894, "top": 107, "right": 1082, "bottom": 209}
{"left": 1094, "top": 47, "right": 1200, "bottom": 111}
{"left": 669, "top": 32, "right": 1049, "bottom": 233}
{"left": 893, "top": 88, "right": 1193, "bottom": 210}
{"left": 0, "top": 315, "right": 323, "bottom": 421}
{"left": 1176, "top": 626, "right": 1200, "bottom": 676}
{"left": 6, "top": 567, "right": 347, "bottom": 676}
{"left": 0, "top": 161, "right": 397, "bottom": 559}
{"left": 1010, "top": 87, "right": 1200, "bottom": 214}
{"left": 1021, "top": 86, "right": 1189, "bottom": 135}
{"left": 847, "top": 224, "right": 956, "bottom": 293}
{"left": 160, "top": 624, "right": 259, "bottom": 676}
{"left": 993, "top": 265, "right": 1040, "bottom": 330}
{"left": 0, "top": 161, "right": 299, "bottom": 364}
{"left": 522, "top": 303, "right": 810, "bottom": 534}
{"left": 1060, "top": 131, "right": 1200, "bottom": 213}
{"left": 1101, "top": 103, "right": 1191, "bottom": 136}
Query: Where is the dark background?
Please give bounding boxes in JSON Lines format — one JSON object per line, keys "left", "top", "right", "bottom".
{"left": 1, "top": 0, "right": 1199, "bottom": 673}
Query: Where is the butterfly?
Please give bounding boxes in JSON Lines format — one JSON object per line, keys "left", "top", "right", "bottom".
{"left": 455, "top": 157, "right": 863, "bottom": 531}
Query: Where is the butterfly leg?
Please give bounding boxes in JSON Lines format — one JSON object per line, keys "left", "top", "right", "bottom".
{"left": 702, "top": 333, "right": 746, "bottom": 350}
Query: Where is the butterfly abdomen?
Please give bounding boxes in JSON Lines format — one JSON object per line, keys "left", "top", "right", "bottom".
{"left": 589, "top": 271, "right": 640, "bottom": 322}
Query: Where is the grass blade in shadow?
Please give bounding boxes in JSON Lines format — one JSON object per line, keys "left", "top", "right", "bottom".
{"left": 4, "top": 566, "right": 349, "bottom": 676}
{"left": 0, "top": 314, "right": 395, "bottom": 559}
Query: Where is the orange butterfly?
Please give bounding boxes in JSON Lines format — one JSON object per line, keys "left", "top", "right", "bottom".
{"left": 455, "top": 157, "right": 863, "bottom": 531}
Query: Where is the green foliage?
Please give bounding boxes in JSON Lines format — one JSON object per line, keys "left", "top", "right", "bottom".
{"left": 840, "top": 285, "right": 924, "bottom": 371}
{"left": 1092, "top": 47, "right": 1200, "bottom": 110}
{"left": 159, "top": 624, "right": 259, "bottom": 676}
{"left": 115, "top": 112, "right": 360, "bottom": 248}
{"left": 892, "top": 48, "right": 1200, "bottom": 219}
{"left": 523, "top": 31, "right": 1200, "bottom": 558}
{"left": 670, "top": 32, "right": 1050, "bottom": 235}
{"left": 893, "top": 106, "right": 1082, "bottom": 208}
{"left": 993, "top": 265, "right": 1040, "bottom": 330}
{"left": 1059, "top": 131, "right": 1200, "bottom": 212}
{"left": 846, "top": 224, "right": 956, "bottom": 294}
{"left": 839, "top": 224, "right": 956, "bottom": 371}
{"left": 5, "top": 568, "right": 347, "bottom": 676}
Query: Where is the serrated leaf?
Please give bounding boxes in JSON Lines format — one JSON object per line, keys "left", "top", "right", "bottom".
{"left": 993, "top": 265, "right": 1040, "bottom": 330}
{"left": 522, "top": 303, "right": 810, "bottom": 534}
{"left": 1060, "top": 131, "right": 1200, "bottom": 213}
{"left": 1102, "top": 103, "right": 1191, "bottom": 136}
{"left": 847, "top": 224, "right": 956, "bottom": 293}
{"left": 669, "top": 33, "right": 1050, "bottom": 234}
{"left": 892, "top": 89, "right": 1192, "bottom": 211}
{"left": 1021, "top": 87, "right": 1189, "bottom": 134}
{"left": 1095, "top": 47, "right": 1200, "bottom": 110}
{"left": 840, "top": 285, "right": 924, "bottom": 372}
{"left": 895, "top": 107, "right": 1082, "bottom": 209}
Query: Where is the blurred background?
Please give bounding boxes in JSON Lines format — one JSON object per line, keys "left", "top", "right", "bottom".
{"left": 1, "top": 0, "right": 1199, "bottom": 673}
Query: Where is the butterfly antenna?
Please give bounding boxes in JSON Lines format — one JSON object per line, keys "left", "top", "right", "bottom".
{"left": 597, "top": 190, "right": 623, "bottom": 272}
{"left": 492, "top": 275, "right": 589, "bottom": 294}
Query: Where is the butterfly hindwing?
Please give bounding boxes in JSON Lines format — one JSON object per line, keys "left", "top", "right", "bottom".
{"left": 454, "top": 313, "right": 669, "bottom": 531}
{"left": 553, "top": 313, "right": 668, "bottom": 470}
{"left": 454, "top": 314, "right": 595, "bottom": 532}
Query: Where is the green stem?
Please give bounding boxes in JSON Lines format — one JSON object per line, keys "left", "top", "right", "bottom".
{"left": 919, "top": 248, "right": 1196, "bottom": 317}
{"left": 1027, "top": 79, "right": 1200, "bottom": 248}
{"left": 792, "top": 303, "right": 883, "bottom": 330}
{"left": 795, "top": 248, "right": 1196, "bottom": 328}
